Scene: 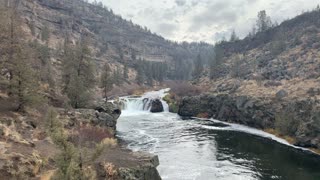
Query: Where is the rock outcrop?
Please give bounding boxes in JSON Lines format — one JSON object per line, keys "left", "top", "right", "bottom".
{"left": 62, "top": 102, "right": 162, "bottom": 179}
{"left": 150, "top": 99, "right": 164, "bottom": 113}
{"left": 178, "top": 94, "right": 275, "bottom": 128}
{"left": 178, "top": 94, "right": 320, "bottom": 149}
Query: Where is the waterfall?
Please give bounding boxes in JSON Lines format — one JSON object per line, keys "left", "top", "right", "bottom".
{"left": 119, "top": 88, "right": 170, "bottom": 112}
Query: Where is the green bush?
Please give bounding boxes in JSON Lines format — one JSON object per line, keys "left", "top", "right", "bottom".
{"left": 163, "top": 94, "right": 179, "bottom": 113}
{"left": 275, "top": 111, "right": 300, "bottom": 136}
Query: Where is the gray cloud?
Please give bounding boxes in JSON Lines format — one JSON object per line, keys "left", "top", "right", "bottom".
{"left": 189, "top": 1, "right": 240, "bottom": 32}
{"left": 156, "top": 23, "right": 178, "bottom": 36}
{"left": 175, "top": 0, "right": 186, "bottom": 6}
{"left": 95, "top": 0, "right": 320, "bottom": 43}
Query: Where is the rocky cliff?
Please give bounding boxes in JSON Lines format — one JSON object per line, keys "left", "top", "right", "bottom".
{"left": 178, "top": 94, "right": 320, "bottom": 150}
{"left": 0, "top": 98, "right": 161, "bottom": 179}
{"left": 180, "top": 8, "right": 320, "bottom": 151}
{"left": 15, "top": 0, "right": 211, "bottom": 87}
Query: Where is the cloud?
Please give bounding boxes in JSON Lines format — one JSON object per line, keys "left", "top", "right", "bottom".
{"left": 95, "top": 0, "right": 320, "bottom": 43}
{"left": 156, "top": 23, "right": 178, "bottom": 36}
{"left": 175, "top": 0, "right": 186, "bottom": 6}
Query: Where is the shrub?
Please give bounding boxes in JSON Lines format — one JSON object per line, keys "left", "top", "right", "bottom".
{"left": 269, "top": 40, "right": 286, "bottom": 56}
{"left": 71, "top": 125, "right": 113, "bottom": 145}
{"left": 197, "top": 112, "right": 210, "bottom": 118}
{"left": 101, "top": 138, "right": 117, "bottom": 148}
{"left": 166, "top": 81, "right": 203, "bottom": 97}
{"left": 103, "top": 162, "right": 118, "bottom": 179}
{"left": 275, "top": 111, "right": 300, "bottom": 136}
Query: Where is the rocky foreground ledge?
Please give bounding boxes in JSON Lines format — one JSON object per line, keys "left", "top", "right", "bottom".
{"left": 60, "top": 102, "right": 162, "bottom": 180}
{"left": 178, "top": 94, "right": 320, "bottom": 150}
{"left": 0, "top": 101, "right": 161, "bottom": 179}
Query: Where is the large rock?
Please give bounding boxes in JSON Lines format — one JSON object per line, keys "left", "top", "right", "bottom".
{"left": 178, "top": 94, "right": 275, "bottom": 129}
{"left": 275, "top": 90, "right": 288, "bottom": 100}
{"left": 95, "top": 149, "right": 161, "bottom": 180}
{"left": 150, "top": 99, "right": 164, "bottom": 113}
{"left": 67, "top": 102, "right": 121, "bottom": 134}
{"left": 178, "top": 94, "right": 320, "bottom": 149}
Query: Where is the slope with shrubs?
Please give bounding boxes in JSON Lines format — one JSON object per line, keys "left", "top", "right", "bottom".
{"left": 180, "top": 8, "right": 320, "bottom": 151}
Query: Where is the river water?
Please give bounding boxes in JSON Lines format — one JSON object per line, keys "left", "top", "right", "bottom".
{"left": 116, "top": 89, "right": 320, "bottom": 180}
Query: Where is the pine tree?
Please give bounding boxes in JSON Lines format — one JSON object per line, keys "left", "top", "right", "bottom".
{"left": 256, "top": 10, "right": 272, "bottom": 32}
{"left": 100, "top": 63, "right": 113, "bottom": 100}
{"left": 209, "top": 46, "right": 224, "bottom": 79}
{"left": 123, "top": 63, "right": 129, "bottom": 80}
{"left": 1, "top": 2, "right": 42, "bottom": 112}
{"left": 229, "top": 30, "right": 239, "bottom": 42}
{"left": 112, "top": 65, "right": 122, "bottom": 86}
{"left": 131, "top": 50, "right": 136, "bottom": 60}
{"left": 192, "top": 54, "right": 203, "bottom": 79}
{"left": 136, "top": 66, "right": 144, "bottom": 85}
{"left": 41, "top": 25, "right": 50, "bottom": 44}
{"left": 62, "top": 36, "right": 95, "bottom": 108}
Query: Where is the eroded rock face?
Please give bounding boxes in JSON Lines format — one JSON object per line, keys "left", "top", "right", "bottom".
{"left": 95, "top": 150, "right": 161, "bottom": 180}
{"left": 150, "top": 99, "right": 164, "bottom": 113}
{"left": 178, "top": 94, "right": 275, "bottom": 128}
{"left": 178, "top": 94, "right": 320, "bottom": 149}
{"left": 276, "top": 90, "right": 288, "bottom": 100}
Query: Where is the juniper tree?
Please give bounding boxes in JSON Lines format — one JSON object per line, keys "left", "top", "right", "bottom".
{"left": 229, "top": 30, "right": 239, "bottom": 42}
{"left": 192, "top": 54, "right": 203, "bottom": 79}
{"left": 62, "top": 36, "right": 95, "bottom": 108}
{"left": 0, "top": 2, "right": 42, "bottom": 112}
{"left": 209, "top": 46, "right": 224, "bottom": 79}
{"left": 135, "top": 65, "right": 144, "bottom": 85}
{"left": 41, "top": 25, "right": 50, "bottom": 44}
{"left": 123, "top": 63, "right": 129, "bottom": 80}
{"left": 100, "top": 63, "right": 113, "bottom": 100}
{"left": 256, "top": 10, "right": 272, "bottom": 32}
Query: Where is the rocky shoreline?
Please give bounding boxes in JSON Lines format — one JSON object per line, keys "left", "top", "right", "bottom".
{"left": 0, "top": 101, "right": 161, "bottom": 179}
{"left": 178, "top": 93, "right": 320, "bottom": 150}
{"left": 70, "top": 102, "right": 162, "bottom": 180}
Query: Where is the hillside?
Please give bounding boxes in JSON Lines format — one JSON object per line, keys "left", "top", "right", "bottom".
{"left": 197, "top": 8, "right": 320, "bottom": 101}
{"left": 179, "top": 8, "right": 320, "bottom": 151}
{"left": 17, "top": 0, "right": 211, "bottom": 89}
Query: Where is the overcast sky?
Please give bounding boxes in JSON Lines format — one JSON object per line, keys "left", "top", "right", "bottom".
{"left": 91, "top": 0, "right": 319, "bottom": 44}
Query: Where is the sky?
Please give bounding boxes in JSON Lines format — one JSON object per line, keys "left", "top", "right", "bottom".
{"left": 91, "top": 0, "right": 320, "bottom": 44}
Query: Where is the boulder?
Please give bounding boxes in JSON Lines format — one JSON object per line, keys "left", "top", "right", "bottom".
{"left": 95, "top": 112, "right": 117, "bottom": 127}
{"left": 275, "top": 90, "right": 288, "bottom": 100}
{"left": 150, "top": 99, "right": 164, "bottom": 113}
{"left": 94, "top": 101, "right": 121, "bottom": 120}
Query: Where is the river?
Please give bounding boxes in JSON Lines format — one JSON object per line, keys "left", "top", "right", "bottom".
{"left": 116, "top": 89, "right": 320, "bottom": 180}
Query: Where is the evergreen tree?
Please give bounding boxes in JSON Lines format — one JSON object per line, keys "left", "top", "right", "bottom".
{"left": 131, "top": 50, "right": 136, "bottom": 60}
{"left": 229, "top": 30, "right": 239, "bottom": 42}
{"left": 256, "top": 10, "right": 272, "bottom": 32}
{"left": 209, "top": 46, "right": 224, "bottom": 79}
{"left": 62, "top": 36, "right": 95, "bottom": 108}
{"left": 1, "top": 3, "right": 42, "bottom": 112}
{"left": 112, "top": 65, "right": 122, "bottom": 86}
{"left": 192, "top": 54, "right": 203, "bottom": 79}
{"left": 123, "top": 63, "right": 129, "bottom": 80}
{"left": 135, "top": 59, "right": 144, "bottom": 85}
{"left": 100, "top": 63, "right": 113, "bottom": 100}
{"left": 41, "top": 25, "right": 50, "bottom": 44}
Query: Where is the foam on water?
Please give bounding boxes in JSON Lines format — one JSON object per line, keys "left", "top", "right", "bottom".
{"left": 117, "top": 89, "right": 320, "bottom": 180}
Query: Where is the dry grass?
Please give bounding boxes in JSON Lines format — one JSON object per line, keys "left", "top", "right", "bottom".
{"left": 309, "top": 148, "right": 320, "bottom": 155}
{"left": 166, "top": 81, "right": 203, "bottom": 97}
{"left": 197, "top": 112, "right": 210, "bottom": 119}
{"left": 264, "top": 128, "right": 297, "bottom": 144}
{"left": 103, "top": 162, "right": 118, "bottom": 179}
{"left": 101, "top": 138, "right": 117, "bottom": 148}
{"left": 71, "top": 125, "right": 113, "bottom": 145}
{"left": 40, "top": 170, "right": 56, "bottom": 180}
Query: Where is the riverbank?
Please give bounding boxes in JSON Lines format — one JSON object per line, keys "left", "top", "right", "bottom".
{"left": 177, "top": 93, "right": 320, "bottom": 152}
{"left": 0, "top": 100, "right": 161, "bottom": 179}
{"left": 117, "top": 94, "right": 320, "bottom": 179}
